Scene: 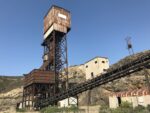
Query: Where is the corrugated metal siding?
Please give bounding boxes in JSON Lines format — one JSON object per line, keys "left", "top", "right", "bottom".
{"left": 24, "top": 69, "right": 55, "bottom": 87}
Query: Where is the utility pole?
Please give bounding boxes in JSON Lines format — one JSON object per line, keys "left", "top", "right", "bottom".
{"left": 125, "top": 36, "right": 150, "bottom": 94}
{"left": 125, "top": 36, "right": 134, "bottom": 55}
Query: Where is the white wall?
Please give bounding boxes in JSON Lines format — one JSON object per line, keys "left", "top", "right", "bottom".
{"left": 109, "top": 96, "right": 119, "bottom": 108}
{"left": 84, "top": 57, "right": 109, "bottom": 80}
{"left": 59, "top": 97, "right": 77, "bottom": 107}
{"left": 109, "top": 95, "right": 150, "bottom": 108}
{"left": 142, "top": 95, "right": 150, "bottom": 106}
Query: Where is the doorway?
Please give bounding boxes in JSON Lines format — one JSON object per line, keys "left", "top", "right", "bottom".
{"left": 117, "top": 97, "right": 121, "bottom": 106}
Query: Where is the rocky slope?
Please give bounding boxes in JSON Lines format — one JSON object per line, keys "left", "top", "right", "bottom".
{"left": 0, "top": 50, "right": 149, "bottom": 111}
{"left": 78, "top": 50, "right": 150, "bottom": 106}
{"left": 0, "top": 76, "right": 23, "bottom": 112}
{"left": 0, "top": 87, "right": 23, "bottom": 113}
{"left": 0, "top": 76, "right": 23, "bottom": 93}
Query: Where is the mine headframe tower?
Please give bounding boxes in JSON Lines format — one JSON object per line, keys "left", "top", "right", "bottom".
{"left": 22, "top": 5, "right": 71, "bottom": 109}
{"left": 40, "top": 5, "right": 71, "bottom": 96}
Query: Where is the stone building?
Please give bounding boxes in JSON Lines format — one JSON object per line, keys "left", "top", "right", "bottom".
{"left": 68, "top": 56, "right": 109, "bottom": 80}
{"left": 83, "top": 56, "right": 109, "bottom": 80}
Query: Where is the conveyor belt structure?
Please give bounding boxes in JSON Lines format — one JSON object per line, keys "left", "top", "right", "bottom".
{"left": 35, "top": 52, "right": 150, "bottom": 108}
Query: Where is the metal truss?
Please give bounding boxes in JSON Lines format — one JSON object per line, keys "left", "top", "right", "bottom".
{"left": 23, "top": 83, "right": 54, "bottom": 108}
{"left": 41, "top": 30, "right": 69, "bottom": 100}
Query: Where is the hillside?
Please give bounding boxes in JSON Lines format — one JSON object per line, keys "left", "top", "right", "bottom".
{"left": 0, "top": 76, "right": 23, "bottom": 93}
{"left": 0, "top": 76, "right": 23, "bottom": 112}
{"left": 0, "top": 50, "right": 149, "bottom": 112}
{"left": 78, "top": 50, "right": 150, "bottom": 106}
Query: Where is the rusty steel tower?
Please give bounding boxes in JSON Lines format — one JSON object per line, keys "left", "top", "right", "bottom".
{"left": 22, "top": 5, "right": 71, "bottom": 109}
{"left": 40, "top": 5, "right": 71, "bottom": 95}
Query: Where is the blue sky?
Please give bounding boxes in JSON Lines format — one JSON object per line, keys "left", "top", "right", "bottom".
{"left": 0, "top": 0, "right": 150, "bottom": 75}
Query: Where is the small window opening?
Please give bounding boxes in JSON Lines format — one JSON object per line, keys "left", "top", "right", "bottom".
{"left": 91, "top": 72, "right": 94, "bottom": 78}
{"left": 86, "top": 65, "right": 88, "bottom": 68}
{"left": 103, "top": 69, "right": 107, "bottom": 71}
{"left": 95, "top": 61, "right": 97, "bottom": 64}
{"left": 102, "top": 61, "right": 105, "bottom": 63}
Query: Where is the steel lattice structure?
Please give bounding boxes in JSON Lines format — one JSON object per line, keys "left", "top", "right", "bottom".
{"left": 41, "top": 31, "right": 68, "bottom": 95}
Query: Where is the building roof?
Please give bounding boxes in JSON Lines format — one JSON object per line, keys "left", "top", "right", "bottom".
{"left": 110, "top": 87, "right": 150, "bottom": 97}
{"left": 84, "top": 56, "right": 108, "bottom": 64}
{"left": 44, "top": 5, "right": 70, "bottom": 18}
{"left": 69, "top": 56, "right": 108, "bottom": 68}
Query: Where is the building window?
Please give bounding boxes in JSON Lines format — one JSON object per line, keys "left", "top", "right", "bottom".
{"left": 102, "top": 61, "right": 105, "bottom": 63}
{"left": 91, "top": 72, "right": 94, "bottom": 78}
{"left": 86, "top": 65, "right": 88, "bottom": 68}
{"left": 103, "top": 69, "right": 107, "bottom": 72}
{"left": 95, "top": 61, "right": 97, "bottom": 64}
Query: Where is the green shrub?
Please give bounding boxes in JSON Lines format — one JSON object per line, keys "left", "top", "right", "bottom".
{"left": 134, "top": 105, "right": 145, "bottom": 112}
{"left": 99, "top": 101, "right": 150, "bottom": 113}
{"left": 111, "top": 107, "right": 133, "bottom": 113}
{"left": 40, "top": 106, "right": 61, "bottom": 113}
{"left": 100, "top": 102, "right": 133, "bottom": 113}
{"left": 16, "top": 108, "right": 26, "bottom": 112}
{"left": 68, "top": 105, "right": 79, "bottom": 112}
{"left": 120, "top": 101, "right": 132, "bottom": 108}
{"left": 99, "top": 105, "right": 111, "bottom": 113}
{"left": 147, "top": 104, "right": 150, "bottom": 112}
{"left": 40, "top": 105, "right": 81, "bottom": 113}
